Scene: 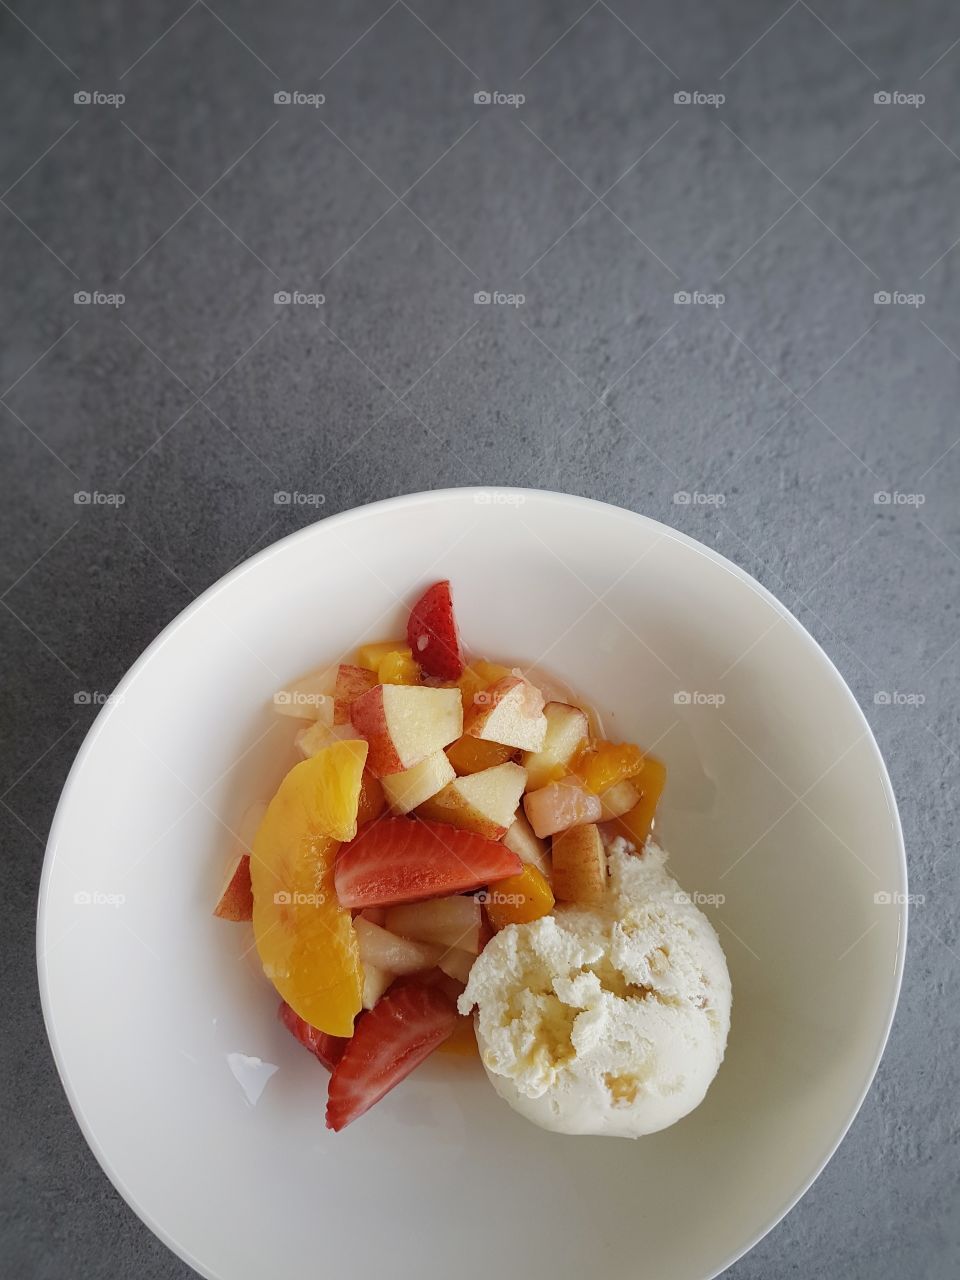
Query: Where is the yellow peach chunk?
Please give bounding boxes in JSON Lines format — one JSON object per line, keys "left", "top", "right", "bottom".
{"left": 484, "top": 863, "right": 555, "bottom": 930}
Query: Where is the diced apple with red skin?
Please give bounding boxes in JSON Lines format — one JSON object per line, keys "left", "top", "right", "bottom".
{"left": 523, "top": 775, "right": 602, "bottom": 839}
{"left": 463, "top": 675, "right": 547, "bottom": 752}
{"left": 523, "top": 702, "right": 588, "bottom": 790}
{"left": 384, "top": 895, "right": 483, "bottom": 953}
{"left": 334, "top": 664, "right": 378, "bottom": 726}
{"left": 416, "top": 762, "right": 527, "bottom": 839}
{"left": 381, "top": 750, "right": 456, "bottom": 815}
{"left": 407, "top": 580, "right": 464, "bottom": 680}
{"left": 213, "top": 801, "right": 266, "bottom": 920}
{"left": 335, "top": 817, "right": 522, "bottom": 908}
{"left": 502, "top": 811, "right": 551, "bottom": 878}
{"left": 598, "top": 778, "right": 641, "bottom": 820}
{"left": 213, "top": 854, "right": 253, "bottom": 920}
{"left": 350, "top": 684, "right": 463, "bottom": 778}
{"left": 355, "top": 917, "right": 443, "bottom": 975}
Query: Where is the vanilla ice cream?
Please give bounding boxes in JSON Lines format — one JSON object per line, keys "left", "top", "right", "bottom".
{"left": 459, "top": 838, "right": 731, "bottom": 1138}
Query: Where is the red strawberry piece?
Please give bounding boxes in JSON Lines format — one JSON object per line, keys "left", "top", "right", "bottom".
{"left": 407, "top": 580, "right": 464, "bottom": 680}
{"left": 278, "top": 1001, "right": 348, "bottom": 1071}
{"left": 326, "top": 980, "right": 458, "bottom": 1130}
{"left": 334, "top": 817, "right": 522, "bottom": 909}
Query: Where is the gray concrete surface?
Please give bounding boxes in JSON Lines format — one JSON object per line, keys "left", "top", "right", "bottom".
{"left": 2, "top": 1, "right": 958, "bottom": 1276}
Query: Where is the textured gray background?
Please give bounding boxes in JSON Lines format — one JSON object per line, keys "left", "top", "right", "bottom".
{"left": 2, "top": 0, "right": 958, "bottom": 1276}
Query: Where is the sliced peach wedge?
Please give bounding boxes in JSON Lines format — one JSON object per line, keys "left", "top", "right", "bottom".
{"left": 249, "top": 739, "right": 368, "bottom": 1037}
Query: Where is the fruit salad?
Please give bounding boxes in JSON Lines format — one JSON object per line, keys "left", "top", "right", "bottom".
{"left": 214, "top": 580, "right": 730, "bottom": 1136}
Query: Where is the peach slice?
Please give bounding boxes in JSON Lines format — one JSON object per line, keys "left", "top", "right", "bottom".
{"left": 416, "top": 762, "right": 527, "bottom": 839}
{"left": 463, "top": 675, "right": 547, "bottom": 752}
{"left": 484, "top": 863, "right": 555, "bottom": 929}
{"left": 445, "top": 734, "right": 519, "bottom": 776}
{"left": 350, "top": 683, "right": 463, "bottom": 777}
{"left": 250, "top": 740, "right": 367, "bottom": 1036}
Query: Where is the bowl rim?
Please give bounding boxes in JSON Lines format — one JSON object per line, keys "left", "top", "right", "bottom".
{"left": 36, "top": 485, "right": 908, "bottom": 1280}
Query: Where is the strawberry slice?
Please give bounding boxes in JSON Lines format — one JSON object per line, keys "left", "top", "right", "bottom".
{"left": 335, "top": 817, "right": 522, "bottom": 908}
{"left": 326, "top": 980, "right": 458, "bottom": 1130}
{"left": 278, "top": 1000, "right": 348, "bottom": 1071}
{"left": 407, "top": 580, "right": 464, "bottom": 680}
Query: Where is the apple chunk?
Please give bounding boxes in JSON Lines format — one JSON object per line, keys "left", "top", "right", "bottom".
{"left": 384, "top": 894, "right": 482, "bottom": 953}
{"left": 523, "top": 701, "right": 588, "bottom": 790}
{"left": 350, "top": 684, "right": 463, "bottom": 777}
{"left": 381, "top": 750, "right": 456, "bottom": 814}
{"left": 334, "top": 663, "right": 377, "bottom": 725}
{"left": 417, "top": 762, "right": 527, "bottom": 839}
{"left": 463, "top": 675, "right": 547, "bottom": 752}
{"left": 213, "top": 854, "right": 253, "bottom": 920}
{"left": 503, "top": 811, "right": 551, "bottom": 877}
{"left": 598, "top": 778, "right": 641, "bottom": 820}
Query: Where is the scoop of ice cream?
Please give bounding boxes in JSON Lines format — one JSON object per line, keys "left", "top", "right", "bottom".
{"left": 458, "top": 838, "right": 731, "bottom": 1138}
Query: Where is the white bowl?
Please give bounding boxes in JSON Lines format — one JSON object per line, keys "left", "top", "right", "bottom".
{"left": 38, "top": 488, "right": 906, "bottom": 1280}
